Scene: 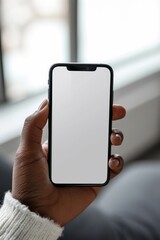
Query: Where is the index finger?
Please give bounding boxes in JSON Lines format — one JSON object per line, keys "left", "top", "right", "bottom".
{"left": 112, "top": 105, "right": 126, "bottom": 121}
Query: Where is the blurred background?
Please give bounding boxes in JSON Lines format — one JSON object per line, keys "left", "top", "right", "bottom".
{"left": 0, "top": 0, "right": 160, "bottom": 197}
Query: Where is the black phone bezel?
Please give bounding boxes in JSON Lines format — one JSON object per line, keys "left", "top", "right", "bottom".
{"left": 48, "top": 63, "right": 113, "bottom": 187}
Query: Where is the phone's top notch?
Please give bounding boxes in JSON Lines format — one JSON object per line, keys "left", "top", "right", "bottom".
{"left": 67, "top": 65, "right": 97, "bottom": 71}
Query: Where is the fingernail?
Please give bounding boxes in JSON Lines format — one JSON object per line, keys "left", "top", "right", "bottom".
{"left": 38, "top": 99, "right": 48, "bottom": 111}
{"left": 112, "top": 158, "right": 120, "bottom": 167}
{"left": 110, "top": 154, "right": 123, "bottom": 167}
{"left": 112, "top": 129, "right": 124, "bottom": 142}
{"left": 115, "top": 134, "right": 122, "bottom": 141}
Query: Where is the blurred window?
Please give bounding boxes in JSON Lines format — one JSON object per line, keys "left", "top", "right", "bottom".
{"left": 1, "top": 0, "right": 69, "bottom": 101}
{"left": 78, "top": 0, "right": 160, "bottom": 63}
{"left": 0, "top": 0, "right": 160, "bottom": 103}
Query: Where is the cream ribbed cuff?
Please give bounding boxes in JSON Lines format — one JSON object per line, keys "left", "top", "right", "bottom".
{"left": 0, "top": 192, "right": 63, "bottom": 240}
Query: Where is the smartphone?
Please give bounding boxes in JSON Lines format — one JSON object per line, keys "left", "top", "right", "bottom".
{"left": 48, "top": 63, "right": 113, "bottom": 186}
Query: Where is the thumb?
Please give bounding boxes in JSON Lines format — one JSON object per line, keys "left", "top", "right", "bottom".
{"left": 19, "top": 99, "right": 48, "bottom": 151}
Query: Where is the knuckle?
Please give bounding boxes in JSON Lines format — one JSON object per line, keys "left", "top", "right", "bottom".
{"left": 24, "top": 114, "right": 34, "bottom": 125}
{"left": 24, "top": 112, "right": 37, "bottom": 128}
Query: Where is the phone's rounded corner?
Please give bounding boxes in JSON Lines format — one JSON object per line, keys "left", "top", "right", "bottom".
{"left": 107, "top": 64, "right": 114, "bottom": 76}
{"left": 48, "top": 63, "right": 62, "bottom": 81}
{"left": 49, "top": 63, "right": 61, "bottom": 71}
{"left": 48, "top": 174, "right": 56, "bottom": 186}
{"left": 99, "top": 173, "right": 110, "bottom": 186}
{"left": 50, "top": 180, "right": 60, "bottom": 187}
{"left": 102, "top": 177, "right": 110, "bottom": 186}
{"left": 98, "top": 63, "right": 114, "bottom": 74}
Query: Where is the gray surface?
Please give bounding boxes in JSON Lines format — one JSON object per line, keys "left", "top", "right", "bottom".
{"left": 62, "top": 160, "right": 160, "bottom": 239}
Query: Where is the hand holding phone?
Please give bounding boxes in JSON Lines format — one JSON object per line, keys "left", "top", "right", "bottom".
{"left": 12, "top": 99, "right": 125, "bottom": 226}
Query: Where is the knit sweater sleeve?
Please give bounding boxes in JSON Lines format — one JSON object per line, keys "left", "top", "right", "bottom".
{"left": 0, "top": 192, "right": 63, "bottom": 240}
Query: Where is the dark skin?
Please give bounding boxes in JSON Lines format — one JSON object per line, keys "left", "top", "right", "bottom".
{"left": 12, "top": 100, "right": 126, "bottom": 226}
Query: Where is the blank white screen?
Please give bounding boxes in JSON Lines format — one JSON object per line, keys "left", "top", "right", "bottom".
{"left": 51, "top": 66, "right": 111, "bottom": 184}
